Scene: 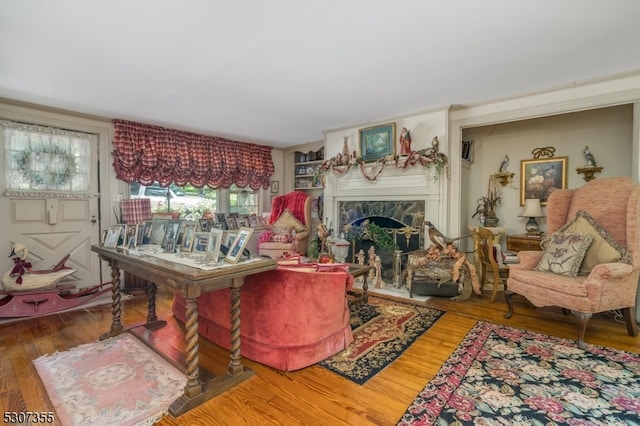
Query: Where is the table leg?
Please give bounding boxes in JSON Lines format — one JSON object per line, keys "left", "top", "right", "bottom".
{"left": 228, "top": 277, "right": 245, "bottom": 375}
{"left": 361, "top": 273, "right": 369, "bottom": 304}
{"left": 183, "top": 295, "right": 203, "bottom": 397}
{"left": 99, "top": 263, "right": 123, "bottom": 340}
{"left": 144, "top": 282, "right": 166, "bottom": 330}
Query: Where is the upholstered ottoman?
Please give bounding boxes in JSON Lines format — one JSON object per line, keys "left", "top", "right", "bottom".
{"left": 172, "top": 266, "right": 354, "bottom": 371}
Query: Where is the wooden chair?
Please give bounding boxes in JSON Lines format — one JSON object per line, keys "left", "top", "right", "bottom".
{"left": 473, "top": 226, "right": 504, "bottom": 303}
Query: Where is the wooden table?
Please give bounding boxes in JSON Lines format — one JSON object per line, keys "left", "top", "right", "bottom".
{"left": 507, "top": 234, "right": 543, "bottom": 252}
{"left": 91, "top": 245, "right": 277, "bottom": 417}
{"left": 346, "top": 263, "right": 373, "bottom": 305}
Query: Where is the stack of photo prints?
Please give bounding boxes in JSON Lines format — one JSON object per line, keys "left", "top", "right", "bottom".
{"left": 101, "top": 212, "right": 266, "bottom": 264}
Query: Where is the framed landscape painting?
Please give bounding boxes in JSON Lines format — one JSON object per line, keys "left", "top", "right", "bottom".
{"left": 359, "top": 122, "right": 395, "bottom": 162}
{"left": 520, "top": 157, "right": 568, "bottom": 205}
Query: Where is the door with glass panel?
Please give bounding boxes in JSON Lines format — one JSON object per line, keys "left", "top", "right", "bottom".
{"left": 1, "top": 121, "right": 101, "bottom": 290}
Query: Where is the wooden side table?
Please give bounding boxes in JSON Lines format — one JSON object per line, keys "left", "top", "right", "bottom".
{"left": 507, "top": 234, "right": 543, "bottom": 252}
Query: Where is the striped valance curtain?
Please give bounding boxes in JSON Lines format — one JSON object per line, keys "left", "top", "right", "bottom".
{"left": 111, "top": 119, "right": 274, "bottom": 190}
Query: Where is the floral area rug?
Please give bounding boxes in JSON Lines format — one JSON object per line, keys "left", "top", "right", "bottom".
{"left": 319, "top": 297, "right": 444, "bottom": 385}
{"left": 34, "top": 333, "right": 186, "bottom": 426}
{"left": 397, "top": 321, "right": 640, "bottom": 425}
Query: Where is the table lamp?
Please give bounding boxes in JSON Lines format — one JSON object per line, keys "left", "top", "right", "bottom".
{"left": 519, "top": 198, "right": 545, "bottom": 235}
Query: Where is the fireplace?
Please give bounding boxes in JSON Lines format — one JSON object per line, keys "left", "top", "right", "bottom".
{"left": 322, "top": 164, "right": 446, "bottom": 286}
{"left": 338, "top": 200, "right": 424, "bottom": 281}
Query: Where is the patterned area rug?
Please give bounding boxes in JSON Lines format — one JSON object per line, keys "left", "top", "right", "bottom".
{"left": 397, "top": 321, "right": 640, "bottom": 425}
{"left": 320, "top": 297, "right": 444, "bottom": 384}
{"left": 34, "top": 333, "right": 186, "bottom": 426}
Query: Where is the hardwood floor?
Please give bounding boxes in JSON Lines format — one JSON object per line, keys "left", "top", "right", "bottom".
{"left": 1, "top": 287, "right": 638, "bottom": 426}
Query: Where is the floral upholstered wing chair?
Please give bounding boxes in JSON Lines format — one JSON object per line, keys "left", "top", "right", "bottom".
{"left": 258, "top": 191, "right": 311, "bottom": 259}
{"left": 505, "top": 177, "right": 640, "bottom": 348}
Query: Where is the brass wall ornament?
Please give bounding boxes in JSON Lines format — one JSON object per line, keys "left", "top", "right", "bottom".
{"left": 531, "top": 146, "right": 556, "bottom": 159}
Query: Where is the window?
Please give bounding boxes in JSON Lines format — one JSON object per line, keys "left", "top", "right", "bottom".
{"left": 3, "top": 120, "right": 91, "bottom": 195}
{"left": 229, "top": 184, "right": 258, "bottom": 215}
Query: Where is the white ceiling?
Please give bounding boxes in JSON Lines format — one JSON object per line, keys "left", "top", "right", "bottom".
{"left": 2, "top": 0, "right": 640, "bottom": 148}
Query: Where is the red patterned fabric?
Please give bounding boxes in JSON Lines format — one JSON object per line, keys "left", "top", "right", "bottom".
{"left": 111, "top": 119, "right": 274, "bottom": 189}
{"left": 269, "top": 191, "right": 309, "bottom": 224}
{"left": 120, "top": 198, "right": 152, "bottom": 224}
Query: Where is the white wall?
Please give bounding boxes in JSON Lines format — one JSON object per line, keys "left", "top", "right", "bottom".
{"left": 463, "top": 105, "right": 633, "bottom": 237}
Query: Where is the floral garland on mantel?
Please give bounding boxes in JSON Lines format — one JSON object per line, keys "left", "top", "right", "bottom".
{"left": 320, "top": 137, "right": 449, "bottom": 181}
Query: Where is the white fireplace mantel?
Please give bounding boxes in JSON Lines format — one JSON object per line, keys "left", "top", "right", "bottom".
{"left": 322, "top": 164, "right": 448, "bottom": 236}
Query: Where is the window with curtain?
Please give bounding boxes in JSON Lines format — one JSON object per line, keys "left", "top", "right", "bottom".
{"left": 2, "top": 120, "right": 91, "bottom": 197}
{"left": 229, "top": 184, "right": 258, "bottom": 215}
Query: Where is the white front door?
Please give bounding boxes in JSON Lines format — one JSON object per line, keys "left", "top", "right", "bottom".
{"left": 1, "top": 135, "right": 101, "bottom": 290}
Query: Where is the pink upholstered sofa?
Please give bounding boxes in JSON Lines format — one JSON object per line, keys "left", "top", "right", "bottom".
{"left": 172, "top": 266, "right": 354, "bottom": 371}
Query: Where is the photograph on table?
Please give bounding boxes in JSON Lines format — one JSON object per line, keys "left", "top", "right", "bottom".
{"left": 180, "top": 223, "right": 197, "bottom": 252}
{"left": 137, "top": 220, "right": 153, "bottom": 245}
{"left": 193, "top": 232, "right": 210, "bottom": 253}
{"left": 162, "top": 221, "right": 180, "bottom": 250}
{"left": 225, "top": 227, "right": 254, "bottom": 264}
{"left": 199, "top": 219, "right": 213, "bottom": 232}
{"left": 150, "top": 218, "right": 171, "bottom": 245}
{"left": 104, "top": 225, "right": 124, "bottom": 248}
{"left": 215, "top": 213, "right": 228, "bottom": 230}
{"left": 121, "top": 224, "right": 138, "bottom": 248}
{"left": 206, "top": 228, "right": 224, "bottom": 260}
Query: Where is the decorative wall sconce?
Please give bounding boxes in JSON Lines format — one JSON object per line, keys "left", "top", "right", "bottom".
{"left": 576, "top": 146, "right": 603, "bottom": 182}
{"left": 576, "top": 166, "right": 603, "bottom": 182}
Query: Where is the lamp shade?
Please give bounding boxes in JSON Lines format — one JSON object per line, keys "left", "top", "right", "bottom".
{"left": 519, "top": 198, "right": 544, "bottom": 218}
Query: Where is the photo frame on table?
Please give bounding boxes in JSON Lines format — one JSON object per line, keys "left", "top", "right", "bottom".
{"left": 122, "top": 224, "right": 138, "bottom": 248}
{"left": 206, "top": 228, "right": 224, "bottom": 260}
{"left": 226, "top": 232, "right": 238, "bottom": 249}
{"left": 359, "top": 122, "right": 396, "bottom": 162}
{"left": 225, "top": 227, "right": 254, "bottom": 264}
{"left": 215, "top": 213, "right": 228, "bottom": 230}
{"left": 199, "top": 219, "right": 213, "bottom": 232}
{"left": 237, "top": 215, "right": 250, "bottom": 228}
{"left": 520, "top": 156, "right": 568, "bottom": 205}
{"left": 248, "top": 214, "right": 259, "bottom": 227}
{"left": 226, "top": 214, "right": 238, "bottom": 230}
{"left": 104, "top": 225, "right": 123, "bottom": 248}
{"left": 161, "top": 221, "right": 180, "bottom": 250}
{"left": 138, "top": 220, "right": 153, "bottom": 245}
{"left": 192, "top": 232, "right": 210, "bottom": 253}
{"left": 150, "top": 218, "right": 171, "bottom": 245}
{"left": 180, "top": 223, "right": 197, "bottom": 252}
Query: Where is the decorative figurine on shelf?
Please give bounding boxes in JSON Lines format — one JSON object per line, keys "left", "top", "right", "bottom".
{"left": 583, "top": 146, "right": 597, "bottom": 167}
{"left": 342, "top": 136, "right": 350, "bottom": 164}
{"left": 499, "top": 155, "right": 510, "bottom": 172}
{"left": 399, "top": 127, "right": 412, "bottom": 155}
{"left": 431, "top": 136, "right": 439, "bottom": 152}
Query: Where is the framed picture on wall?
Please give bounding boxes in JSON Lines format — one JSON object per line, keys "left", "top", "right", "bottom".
{"left": 359, "top": 122, "right": 395, "bottom": 162}
{"left": 520, "top": 157, "right": 568, "bottom": 205}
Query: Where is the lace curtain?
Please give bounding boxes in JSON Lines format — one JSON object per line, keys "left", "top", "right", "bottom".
{"left": 112, "top": 119, "right": 274, "bottom": 190}
{"left": 2, "top": 120, "right": 92, "bottom": 197}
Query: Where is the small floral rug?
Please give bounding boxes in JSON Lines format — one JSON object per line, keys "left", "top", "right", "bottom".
{"left": 397, "top": 321, "right": 640, "bottom": 425}
{"left": 34, "top": 333, "right": 186, "bottom": 426}
{"left": 319, "top": 297, "right": 444, "bottom": 384}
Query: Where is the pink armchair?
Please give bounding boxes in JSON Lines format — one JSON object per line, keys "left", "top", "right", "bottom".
{"left": 505, "top": 177, "right": 639, "bottom": 348}
{"left": 258, "top": 191, "right": 312, "bottom": 258}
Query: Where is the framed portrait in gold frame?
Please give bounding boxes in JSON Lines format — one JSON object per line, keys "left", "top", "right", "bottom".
{"left": 520, "top": 156, "right": 568, "bottom": 205}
